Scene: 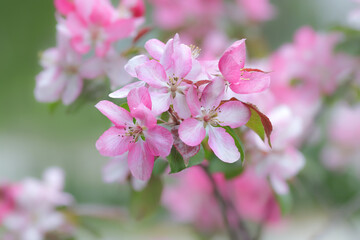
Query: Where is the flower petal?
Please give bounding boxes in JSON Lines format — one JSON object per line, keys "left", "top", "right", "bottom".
{"left": 106, "top": 18, "right": 135, "bottom": 41}
{"left": 145, "top": 126, "right": 174, "bottom": 157}
{"left": 103, "top": 154, "right": 129, "bottom": 183}
{"left": 217, "top": 101, "right": 251, "bottom": 128}
{"left": 124, "top": 55, "right": 149, "bottom": 77}
{"left": 149, "top": 87, "right": 171, "bottom": 115}
{"left": 208, "top": 126, "right": 240, "bottom": 163}
{"left": 96, "top": 127, "right": 131, "bottom": 157}
{"left": 109, "top": 81, "right": 146, "bottom": 98}
{"left": 80, "top": 57, "right": 104, "bottom": 79}
{"left": 128, "top": 141, "right": 154, "bottom": 181}
{"left": 173, "top": 93, "right": 191, "bottom": 119}
{"left": 179, "top": 118, "right": 206, "bottom": 146}
{"left": 145, "top": 39, "right": 165, "bottom": 60}
{"left": 185, "top": 85, "right": 201, "bottom": 117}
{"left": 218, "top": 39, "right": 246, "bottom": 83}
{"left": 62, "top": 75, "right": 83, "bottom": 105}
{"left": 135, "top": 60, "right": 168, "bottom": 88}
{"left": 200, "top": 77, "right": 225, "bottom": 109}
{"left": 127, "top": 86, "right": 152, "bottom": 112}
{"left": 95, "top": 100, "right": 133, "bottom": 127}
{"left": 229, "top": 71, "right": 270, "bottom": 94}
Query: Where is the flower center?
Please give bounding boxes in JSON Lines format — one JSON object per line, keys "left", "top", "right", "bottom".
{"left": 64, "top": 65, "right": 79, "bottom": 76}
{"left": 199, "top": 107, "right": 219, "bottom": 127}
{"left": 189, "top": 44, "right": 201, "bottom": 59}
{"left": 125, "top": 124, "right": 145, "bottom": 143}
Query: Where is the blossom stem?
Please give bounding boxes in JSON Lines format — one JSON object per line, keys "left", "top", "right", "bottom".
{"left": 201, "top": 165, "right": 252, "bottom": 240}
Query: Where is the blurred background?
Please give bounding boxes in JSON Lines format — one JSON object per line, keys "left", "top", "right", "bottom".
{"left": 0, "top": 0, "right": 359, "bottom": 239}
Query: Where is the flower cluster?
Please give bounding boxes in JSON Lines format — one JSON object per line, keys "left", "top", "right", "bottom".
{"left": 35, "top": 0, "right": 145, "bottom": 105}
{"left": 0, "top": 168, "right": 74, "bottom": 240}
{"left": 96, "top": 33, "right": 271, "bottom": 181}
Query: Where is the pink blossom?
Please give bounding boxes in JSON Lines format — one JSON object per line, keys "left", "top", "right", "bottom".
{"left": 2, "top": 168, "right": 73, "bottom": 240}
{"left": 179, "top": 78, "right": 251, "bottom": 163}
{"left": 111, "top": 34, "right": 210, "bottom": 118}
{"left": 162, "top": 166, "right": 281, "bottom": 230}
{"left": 102, "top": 154, "right": 148, "bottom": 191}
{"left": 118, "top": 0, "right": 145, "bottom": 18}
{"left": 270, "top": 26, "right": 351, "bottom": 105}
{"left": 65, "top": 0, "right": 136, "bottom": 57}
{"left": 55, "top": 0, "right": 76, "bottom": 15}
{"left": 149, "top": 0, "right": 222, "bottom": 30}
{"left": 246, "top": 105, "right": 305, "bottom": 194}
{"left": 35, "top": 33, "right": 103, "bottom": 105}
{"left": 230, "top": 168, "right": 281, "bottom": 223}
{"left": 218, "top": 39, "right": 271, "bottom": 95}
{"left": 321, "top": 103, "right": 360, "bottom": 174}
{"left": 96, "top": 87, "right": 173, "bottom": 180}
{"left": 236, "top": 0, "right": 275, "bottom": 22}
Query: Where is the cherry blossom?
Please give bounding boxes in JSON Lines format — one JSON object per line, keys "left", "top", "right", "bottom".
{"left": 179, "top": 78, "right": 251, "bottom": 163}
{"left": 95, "top": 87, "right": 173, "bottom": 180}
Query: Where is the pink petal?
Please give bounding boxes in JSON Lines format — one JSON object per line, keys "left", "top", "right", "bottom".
{"left": 149, "top": 88, "right": 171, "bottom": 115}
{"left": 80, "top": 57, "right": 104, "bottom": 79}
{"left": 144, "top": 126, "right": 174, "bottom": 157}
{"left": 124, "top": 55, "right": 149, "bottom": 77}
{"left": 62, "top": 76, "right": 83, "bottom": 105}
{"left": 95, "top": 41, "right": 111, "bottom": 57}
{"left": 128, "top": 141, "right": 154, "bottom": 180}
{"left": 145, "top": 39, "right": 165, "bottom": 60}
{"left": 229, "top": 71, "right": 270, "bottom": 94}
{"left": 131, "top": 107, "right": 157, "bottom": 128}
{"left": 185, "top": 86, "right": 201, "bottom": 117}
{"left": 127, "top": 86, "right": 152, "bottom": 112}
{"left": 208, "top": 126, "right": 240, "bottom": 163}
{"left": 103, "top": 154, "right": 129, "bottom": 183}
{"left": 200, "top": 77, "right": 225, "bottom": 109}
{"left": 34, "top": 69, "right": 66, "bottom": 103}
{"left": 173, "top": 93, "right": 191, "bottom": 119}
{"left": 135, "top": 60, "right": 168, "bottom": 88}
{"left": 109, "top": 81, "right": 146, "bottom": 98}
{"left": 217, "top": 101, "right": 251, "bottom": 128}
{"left": 96, "top": 127, "right": 131, "bottom": 156}
{"left": 55, "top": 0, "right": 76, "bottom": 15}
{"left": 160, "top": 38, "right": 174, "bottom": 71}
{"left": 179, "top": 118, "right": 206, "bottom": 146}
{"left": 95, "top": 100, "right": 133, "bottom": 127}
{"left": 106, "top": 18, "right": 135, "bottom": 41}
{"left": 170, "top": 34, "right": 192, "bottom": 78}
{"left": 218, "top": 39, "right": 246, "bottom": 83}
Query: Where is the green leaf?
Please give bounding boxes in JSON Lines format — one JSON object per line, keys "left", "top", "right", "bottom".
{"left": 167, "top": 147, "right": 186, "bottom": 173}
{"left": 222, "top": 126, "right": 245, "bottom": 164}
{"left": 188, "top": 145, "right": 205, "bottom": 167}
{"left": 152, "top": 158, "right": 168, "bottom": 176}
{"left": 130, "top": 176, "right": 163, "bottom": 220}
{"left": 275, "top": 192, "right": 293, "bottom": 215}
{"left": 243, "top": 102, "right": 273, "bottom": 147}
{"left": 208, "top": 155, "right": 244, "bottom": 180}
{"left": 120, "top": 102, "right": 130, "bottom": 112}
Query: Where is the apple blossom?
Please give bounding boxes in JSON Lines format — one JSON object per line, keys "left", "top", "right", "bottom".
{"left": 1, "top": 168, "right": 74, "bottom": 240}
{"left": 35, "top": 32, "right": 103, "bottom": 105}
{"left": 179, "top": 78, "right": 251, "bottom": 163}
{"left": 95, "top": 87, "right": 174, "bottom": 180}
{"left": 64, "top": 0, "right": 136, "bottom": 57}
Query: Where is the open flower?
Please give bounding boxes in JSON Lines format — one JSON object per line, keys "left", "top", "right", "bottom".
{"left": 96, "top": 87, "right": 173, "bottom": 180}
{"left": 179, "top": 78, "right": 251, "bottom": 163}
{"left": 218, "top": 39, "right": 270, "bottom": 94}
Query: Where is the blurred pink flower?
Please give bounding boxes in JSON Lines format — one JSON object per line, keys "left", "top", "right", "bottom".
{"left": 1, "top": 168, "right": 73, "bottom": 240}
{"left": 236, "top": 0, "right": 275, "bottom": 22}
{"left": 64, "top": 0, "right": 136, "bottom": 57}
{"left": 322, "top": 103, "right": 360, "bottom": 173}
{"left": 162, "top": 166, "right": 281, "bottom": 230}
{"left": 35, "top": 33, "right": 103, "bottom": 105}
{"left": 96, "top": 87, "right": 173, "bottom": 180}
